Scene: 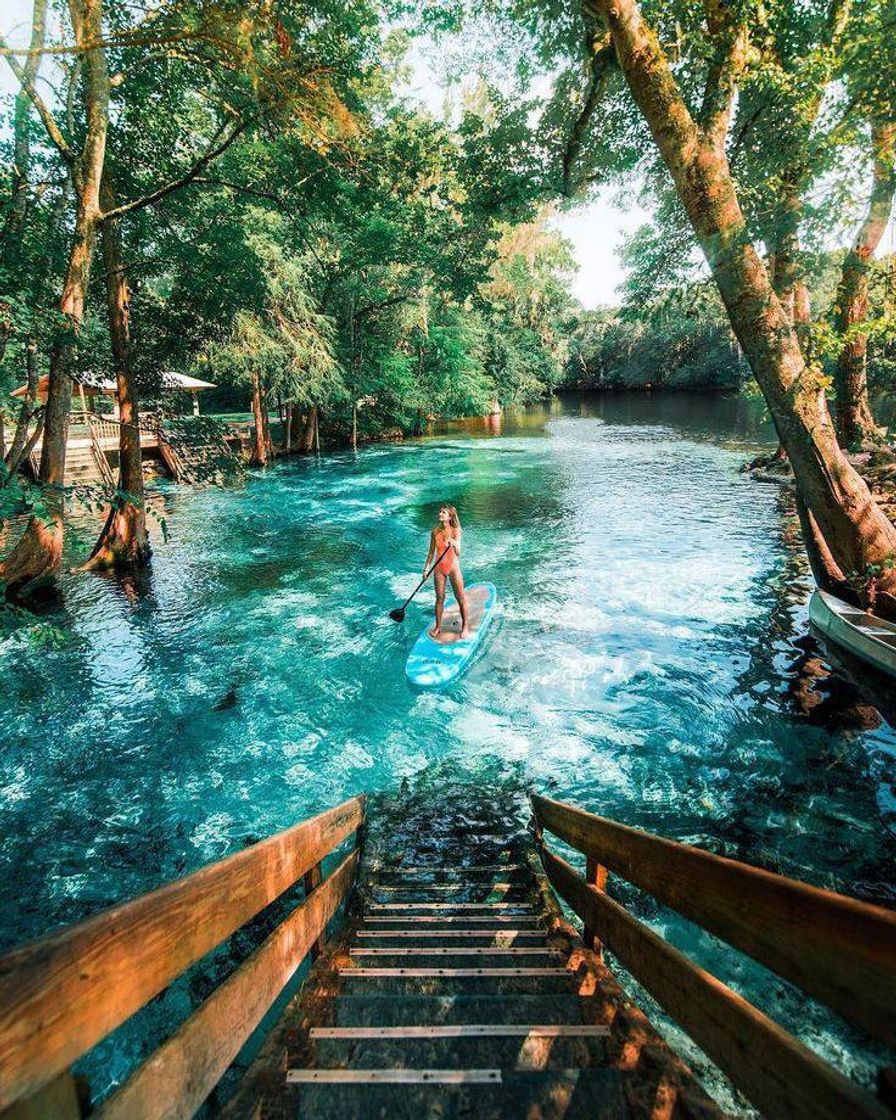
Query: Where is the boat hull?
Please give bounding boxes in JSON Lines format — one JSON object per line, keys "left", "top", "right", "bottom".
{"left": 809, "top": 589, "right": 896, "bottom": 680}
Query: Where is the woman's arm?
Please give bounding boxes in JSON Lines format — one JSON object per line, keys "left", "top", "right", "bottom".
{"left": 424, "top": 530, "right": 436, "bottom": 574}
{"left": 450, "top": 528, "right": 462, "bottom": 556}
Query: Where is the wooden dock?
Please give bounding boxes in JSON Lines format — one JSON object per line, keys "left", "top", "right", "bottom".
{"left": 0, "top": 792, "right": 894, "bottom": 1119}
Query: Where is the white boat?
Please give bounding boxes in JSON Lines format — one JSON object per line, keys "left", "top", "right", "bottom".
{"left": 809, "top": 588, "right": 896, "bottom": 679}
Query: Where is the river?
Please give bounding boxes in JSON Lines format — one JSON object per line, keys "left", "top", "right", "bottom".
{"left": 2, "top": 391, "right": 894, "bottom": 1110}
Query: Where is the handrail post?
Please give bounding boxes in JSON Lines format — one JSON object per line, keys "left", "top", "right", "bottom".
{"left": 583, "top": 856, "right": 608, "bottom": 957}
{"left": 304, "top": 861, "right": 324, "bottom": 959}
{"left": 4, "top": 1072, "right": 83, "bottom": 1120}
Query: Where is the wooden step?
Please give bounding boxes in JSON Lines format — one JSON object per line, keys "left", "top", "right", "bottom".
{"left": 337, "top": 968, "right": 581, "bottom": 995}
{"left": 348, "top": 949, "right": 564, "bottom": 967}
{"left": 372, "top": 865, "right": 526, "bottom": 877}
{"left": 330, "top": 995, "right": 611, "bottom": 1028}
{"left": 280, "top": 1068, "right": 632, "bottom": 1119}
{"left": 362, "top": 916, "right": 546, "bottom": 928}
{"left": 355, "top": 930, "right": 549, "bottom": 947}
{"left": 365, "top": 900, "right": 535, "bottom": 909}
{"left": 305, "top": 1031, "right": 611, "bottom": 1071}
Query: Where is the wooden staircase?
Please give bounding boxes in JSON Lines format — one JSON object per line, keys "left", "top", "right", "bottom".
{"left": 1, "top": 789, "right": 895, "bottom": 1120}
{"left": 226, "top": 805, "right": 723, "bottom": 1119}
{"left": 157, "top": 423, "right": 241, "bottom": 485}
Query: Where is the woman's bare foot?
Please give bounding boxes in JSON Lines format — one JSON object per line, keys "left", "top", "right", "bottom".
{"left": 460, "top": 626, "right": 471, "bottom": 639}
{"left": 429, "top": 626, "right": 441, "bottom": 638}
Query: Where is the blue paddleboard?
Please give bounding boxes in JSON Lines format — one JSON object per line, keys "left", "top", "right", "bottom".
{"left": 405, "top": 582, "right": 497, "bottom": 688}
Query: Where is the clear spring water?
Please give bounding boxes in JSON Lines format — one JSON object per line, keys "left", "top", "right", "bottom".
{"left": 2, "top": 392, "right": 895, "bottom": 1110}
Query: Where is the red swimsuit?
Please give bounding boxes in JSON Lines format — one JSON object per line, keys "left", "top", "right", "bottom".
{"left": 434, "top": 530, "right": 457, "bottom": 575}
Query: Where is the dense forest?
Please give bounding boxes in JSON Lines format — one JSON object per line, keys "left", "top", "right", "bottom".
{"left": 1, "top": 0, "right": 895, "bottom": 614}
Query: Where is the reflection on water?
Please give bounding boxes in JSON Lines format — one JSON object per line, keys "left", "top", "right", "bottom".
{"left": 1, "top": 392, "right": 894, "bottom": 1109}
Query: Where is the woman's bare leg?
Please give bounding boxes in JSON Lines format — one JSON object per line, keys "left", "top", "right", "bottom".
{"left": 430, "top": 570, "right": 446, "bottom": 637}
{"left": 449, "top": 567, "right": 470, "bottom": 638}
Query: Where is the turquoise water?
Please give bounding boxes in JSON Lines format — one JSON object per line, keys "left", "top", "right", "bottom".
{"left": 2, "top": 393, "right": 895, "bottom": 1107}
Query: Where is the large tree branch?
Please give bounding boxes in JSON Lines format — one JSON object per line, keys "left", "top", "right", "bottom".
{"left": 591, "top": 0, "right": 702, "bottom": 176}
{"left": 99, "top": 115, "right": 253, "bottom": 222}
{"left": 0, "top": 29, "right": 76, "bottom": 166}
{"left": 698, "top": 6, "right": 749, "bottom": 152}
{"left": 562, "top": 24, "right": 615, "bottom": 197}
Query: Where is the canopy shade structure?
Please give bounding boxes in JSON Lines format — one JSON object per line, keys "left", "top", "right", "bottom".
{"left": 10, "top": 371, "right": 216, "bottom": 415}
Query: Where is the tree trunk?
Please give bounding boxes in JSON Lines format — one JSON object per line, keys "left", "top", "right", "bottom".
{"left": 284, "top": 403, "right": 293, "bottom": 453}
{"left": 82, "top": 180, "right": 150, "bottom": 571}
{"left": 351, "top": 402, "right": 358, "bottom": 450}
{"left": 261, "top": 398, "right": 273, "bottom": 458}
{"left": 3, "top": 409, "right": 44, "bottom": 483}
{"left": 833, "top": 122, "right": 895, "bottom": 449}
{"left": 5, "top": 338, "right": 40, "bottom": 469}
{"left": 299, "top": 405, "right": 318, "bottom": 453}
{"left": 0, "top": 0, "right": 109, "bottom": 597}
{"left": 770, "top": 186, "right": 811, "bottom": 353}
{"left": 596, "top": 0, "right": 896, "bottom": 615}
{"left": 287, "top": 404, "right": 303, "bottom": 452}
{"left": 250, "top": 373, "right": 268, "bottom": 466}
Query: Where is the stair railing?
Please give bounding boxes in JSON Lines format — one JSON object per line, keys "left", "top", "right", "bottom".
{"left": 0, "top": 795, "right": 366, "bottom": 1119}
{"left": 531, "top": 792, "right": 896, "bottom": 1120}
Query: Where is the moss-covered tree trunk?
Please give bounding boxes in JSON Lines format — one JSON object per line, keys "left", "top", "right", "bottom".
{"left": 250, "top": 372, "right": 268, "bottom": 466}
{"left": 0, "top": 0, "right": 109, "bottom": 596}
{"left": 83, "top": 182, "right": 150, "bottom": 570}
{"left": 5, "top": 338, "right": 40, "bottom": 470}
{"left": 596, "top": 0, "right": 896, "bottom": 615}
{"left": 299, "top": 405, "right": 318, "bottom": 453}
{"left": 833, "top": 123, "right": 895, "bottom": 449}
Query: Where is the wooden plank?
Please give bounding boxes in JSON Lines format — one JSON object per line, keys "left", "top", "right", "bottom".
{"left": 304, "top": 862, "right": 323, "bottom": 960}
{"left": 368, "top": 903, "right": 533, "bottom": 911}
{"left": 349, "top": 947, "right": 561, "bottom": 956}
{"left": 339, "top": 968, "right": 572, "bottom": 978}
{"left": 95, "top": 849, "right": 359, "bottom": 1120}
{"left": 361, "top": 916, "right": 543, "bottom": 926}
{"left": 540, "top": 848, "right": 892, "bottom": 1120}
{"left": 0, "top": 795, "right": 365, "bottom": 1111}
{"left": 286, "top": 1069, "right": 501, "bottom": 1084}
{"left": 309, "top": 1025, "right": 610, "bottom": 1039}
{"left": 531, "top": 793, "right": 896, "bottom": 1046}
{"left": 355, "top": 930, "right": 544, "bottom": 940}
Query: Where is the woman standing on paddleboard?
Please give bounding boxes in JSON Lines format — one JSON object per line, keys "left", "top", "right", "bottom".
{"left": 424, "top": 505, "right": 470, "bottom": 640}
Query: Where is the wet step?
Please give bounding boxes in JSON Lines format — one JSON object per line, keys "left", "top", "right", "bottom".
{"left": 306, "top": 1028, "right": 611, "bottom": 1070}
{"left": 348, "top": 949, "right": 564, "bottom": 968}
{"left": 366, "top": 902, "right": 540, "bottom": 916}
{"left": 355, "top": 929, "right": 550, "bottom": 948}
{"left": 337, "top": 967, "right": 583, "bottom": 995}
{"left": 361, "top": 915, "right": 546, "bottom": 929}
{"left": 369, "top": 884, "right": 534, "bottom": 903}
{"left": 281, "top": 1068, "right": 631, "bottom": 1119}
{"left": 330, "top": 994, "right": 610, "bottom": 1028}
{"left": 372, "top": 864, "right": 526, "bottom": 880}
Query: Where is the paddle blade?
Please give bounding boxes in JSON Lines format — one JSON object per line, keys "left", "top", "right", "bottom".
{"left": 389, "top": 607, "right": 406, "bottom": 622}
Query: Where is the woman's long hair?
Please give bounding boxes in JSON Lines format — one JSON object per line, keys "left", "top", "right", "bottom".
{"left": 440, "top": 504, "right": 460, "bottom": 530}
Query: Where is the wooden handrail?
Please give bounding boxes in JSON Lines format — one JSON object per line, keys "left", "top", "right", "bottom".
{"left": 531, "top": 793, "right": 896, "bottom": 1120}
{"left": 0, "top": 794, "right": 365, "bottom": 1112}
{"left": 531, "top": 793, "right": 896, "bottom": 1047}
{"left": 540, "top": 848, "right": 891, "bottom": 1120}
{"left": 96, "top": 848, "right": 360, "bottom": 1120}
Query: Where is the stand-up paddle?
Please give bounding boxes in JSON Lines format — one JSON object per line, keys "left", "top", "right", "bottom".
{"left": 389, "top": 545, "right": 451, "bottom": 622}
